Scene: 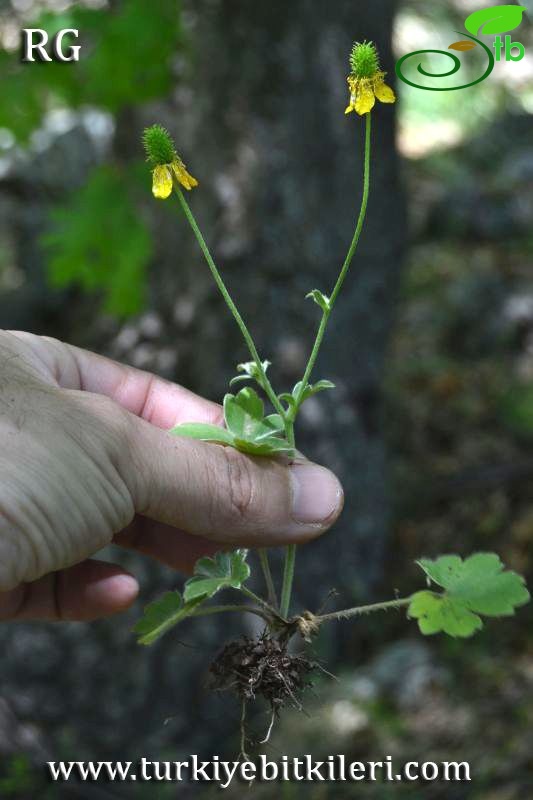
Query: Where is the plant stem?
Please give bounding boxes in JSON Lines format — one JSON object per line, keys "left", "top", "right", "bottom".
{"left": 240, "top": 586, "right": 285, "bottom": 621}
{"left": 293, "top": 112, "right": 372, "bottom": 415}
{"left": 175, "top": 188, "right": 285, "bottom": 419}
{"left": 258, "top": 549, "right": 278, "bottom": 609}
{"left": 279, "top": 112, "right": 373, "bottom": 619}
{"left": 315, "top": 596, "right": 410, "bottom": 624}
{"left": 279, "top": 419, "right": 296, "bottom": 619}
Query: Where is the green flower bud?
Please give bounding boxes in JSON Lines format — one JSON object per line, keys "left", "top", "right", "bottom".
{"left": 349, "top": 41, "right": 380, "bottom": 79}
{"left": 143, "top": 124, "right": 177, "bottom": 166}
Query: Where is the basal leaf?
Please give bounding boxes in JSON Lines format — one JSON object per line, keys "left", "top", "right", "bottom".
{"left": 169, "top": 423, "right": 234, "bottom": 446}
{"left": 134, "top": 591, "right": 204, "bottom": 645}
{"left": 184, "top": 549, "right": 250, "bottom": 602}
{"left": 233, "top": 436, "right": 294, "bottom": 456}
{"left": 417, "top": 553, "right": 530, "bottom": 617}
{"left": 465, "top": 4, "right": 526, "bottom": 36}
{"left": 224, "top": 388, "right": 265, "bottom": 439}
{"left": 408, "top": 591, "right": 483, "bottom": 638}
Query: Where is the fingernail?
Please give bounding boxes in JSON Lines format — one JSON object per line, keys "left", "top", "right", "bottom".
{"left": 290, "top": 464, "right": 343, "bottom": 525}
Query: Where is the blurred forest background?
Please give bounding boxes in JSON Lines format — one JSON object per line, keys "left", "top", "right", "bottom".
{"left": 1, "top": 0, "right": 533, "bottom": 797}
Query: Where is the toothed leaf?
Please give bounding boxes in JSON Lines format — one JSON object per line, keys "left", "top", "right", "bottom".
{"left": 408, "top": 553, "right": 530, "bottom": 638}
{"left": 184, "top": 549, "right": 250, "bottom": 602}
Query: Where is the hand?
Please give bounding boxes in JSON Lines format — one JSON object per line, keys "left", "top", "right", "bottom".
{"left": 0, "top": 331, "right": 343, "bottom": 622}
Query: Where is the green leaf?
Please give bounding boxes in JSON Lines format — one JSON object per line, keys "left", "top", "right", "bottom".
{"left": 408, "top": 591, "right": 483, "bottom": 638}
{"left": 229, "top": 360, "right": 271, "bottom": 387}
{"left": 306, "top": 289, "right": 331, "bottom": 313}
{"left": 224, "top": 388, "right": 265, "bottom": 439}
{"left": 465, "top": 4, "right": 526, "bottom": 36}
{"left": 134, "top": 591, "right": 204, "bottom": 645}
{"left": 233, "top": 436, "right": 294, "bottom": 456}
{"left": 184, "top": 549, "right": 250, "bottom": 602}
{"left": 417, "top": 553, "right": 530, "bottom": 616}
{"left": 409, "top": 553, "right": 530, "bottom": 638}
{"left": 169, "top": 423, "right": 234, "bottom": 446}
{"left": 292, "top": 379, "right": 336, "bottom": 404}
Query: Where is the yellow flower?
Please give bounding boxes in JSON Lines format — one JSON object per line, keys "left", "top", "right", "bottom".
{"left": 152, "top": 160, "right": 198, "bottom": 199}
{"left": 345, "top": 71, "right": 396, "bottom": 116}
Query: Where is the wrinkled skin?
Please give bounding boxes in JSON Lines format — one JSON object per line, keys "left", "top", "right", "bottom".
{"left": 0, "top": 330, "right": 343, "bottom": 622}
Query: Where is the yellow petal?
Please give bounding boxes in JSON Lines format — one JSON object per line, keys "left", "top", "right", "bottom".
{"left": 172, "top": 162, "right": 199, "bottom": 191}
{"left": 355, "top": 87, "right": 375, "bottom": 115}
{"left": 152, "top": 165, "right": 173, "bottom": 199}
{"left": 345, "top": 104, "right": 354, "bottom": 115}
{"left": 375, "top": 81, "right": 396, "bottom": 104}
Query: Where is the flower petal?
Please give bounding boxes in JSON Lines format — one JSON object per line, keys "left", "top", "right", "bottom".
{"left": 355, "top": 86, "right": 375, "bottom": 115}
{"left": 152, "top": 165, "right": 173, "bottom": 199}
{"left": 345, "top": 104, "right": 354, "bottom": 115}
{"left": 375, "top": 81, "right": 396, "bottom": 104}
{"left": 172, "top": 162, "right": 199, "bottom": 191}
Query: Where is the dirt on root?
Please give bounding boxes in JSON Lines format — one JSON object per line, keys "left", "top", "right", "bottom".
{"left": 208, "top": 634, "right": 316, "bottom": 711}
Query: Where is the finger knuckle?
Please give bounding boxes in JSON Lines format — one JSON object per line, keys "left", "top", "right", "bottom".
{"left": 218, "top": 447, "right": 255, "bottom": 528}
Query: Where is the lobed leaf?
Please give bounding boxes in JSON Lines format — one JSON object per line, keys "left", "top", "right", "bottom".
{"left": 184, "top": 549, "right": 250, "bottom": 602}
{"left": 408, "top": 591, "right": 483, "bottom": 638}
{"left": 134, "top": 591, "right": 204, "bottom": 645}
{"left": 409, "top": 553, "right": 530, "bottom": 638}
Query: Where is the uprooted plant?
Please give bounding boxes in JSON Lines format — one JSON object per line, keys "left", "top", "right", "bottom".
{"left": 134, "top": 41, "right": 530, "bottom": 753}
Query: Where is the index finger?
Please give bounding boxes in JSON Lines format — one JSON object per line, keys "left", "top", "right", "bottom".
{"left": 10, "top": 331, "right": 223, "bottom": 429}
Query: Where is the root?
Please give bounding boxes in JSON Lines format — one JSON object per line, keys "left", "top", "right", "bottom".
{"left": 208, "top": 633, "right": 316, "bottom": 754}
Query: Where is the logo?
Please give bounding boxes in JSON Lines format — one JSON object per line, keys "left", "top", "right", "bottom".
{"left": 21, "top": 28, "right": 80, "bottom": 63}
{"left": 396, "top": 4, "right": 527, "bottom": 91}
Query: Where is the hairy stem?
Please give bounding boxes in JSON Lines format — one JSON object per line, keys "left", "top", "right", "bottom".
{"left": 315, "top": 596, "right": 411, "bottom": 624}
{"left": 240, "top": 586, "right": 285, "bottom": 622}
{"left": 279, "top": 112, "right": 373, "bottom": 619}
{"left": 258, "top": 549, "right": 278, "bottom": 609}
{"left": 175, "top": 188, "right": 285, "bottom": 419}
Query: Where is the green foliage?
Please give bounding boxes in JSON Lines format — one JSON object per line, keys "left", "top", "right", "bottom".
{"left": 499, "top": 384, "right": 533, "bottom": 437}
{"left": 0, "top": 755, "right": 35, "bottom": 796}
{"left": 171, "top": 387, "right": 294, "bottom": 456}
{"left": 306, "top": 289, "right": 331, "bottom": 312}
{"left": 135, "top": 552, "right": 250, "bottom": 644}
{"left": 465, "top": 4, "right": 526, "bottom": 37}
{"left": 0, "top": 0, "right": 181, "bottom": 141}
{"left": 408, "top": 554, "right": 530, "bottom": 637}
{"left": 143, "top": 124, "right": 177, "bottom": 167}
{"left": 229, "top": 360, "right": 272, "bottom": 388}
{"left": 134, "top": 590, "right": 204, "bottom": 645}
{"left": 184, "top": 550, "right": 250, "bottom": 602}
{"left": 43, "top": 165, "right": 152, "bottom": 316}
{"left": 279, "top": 379, "right": 335, "bottom": 417}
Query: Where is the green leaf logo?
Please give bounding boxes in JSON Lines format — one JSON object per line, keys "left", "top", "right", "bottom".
{"left": 465, "top": 4, "right": 526, "bottom": 36}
